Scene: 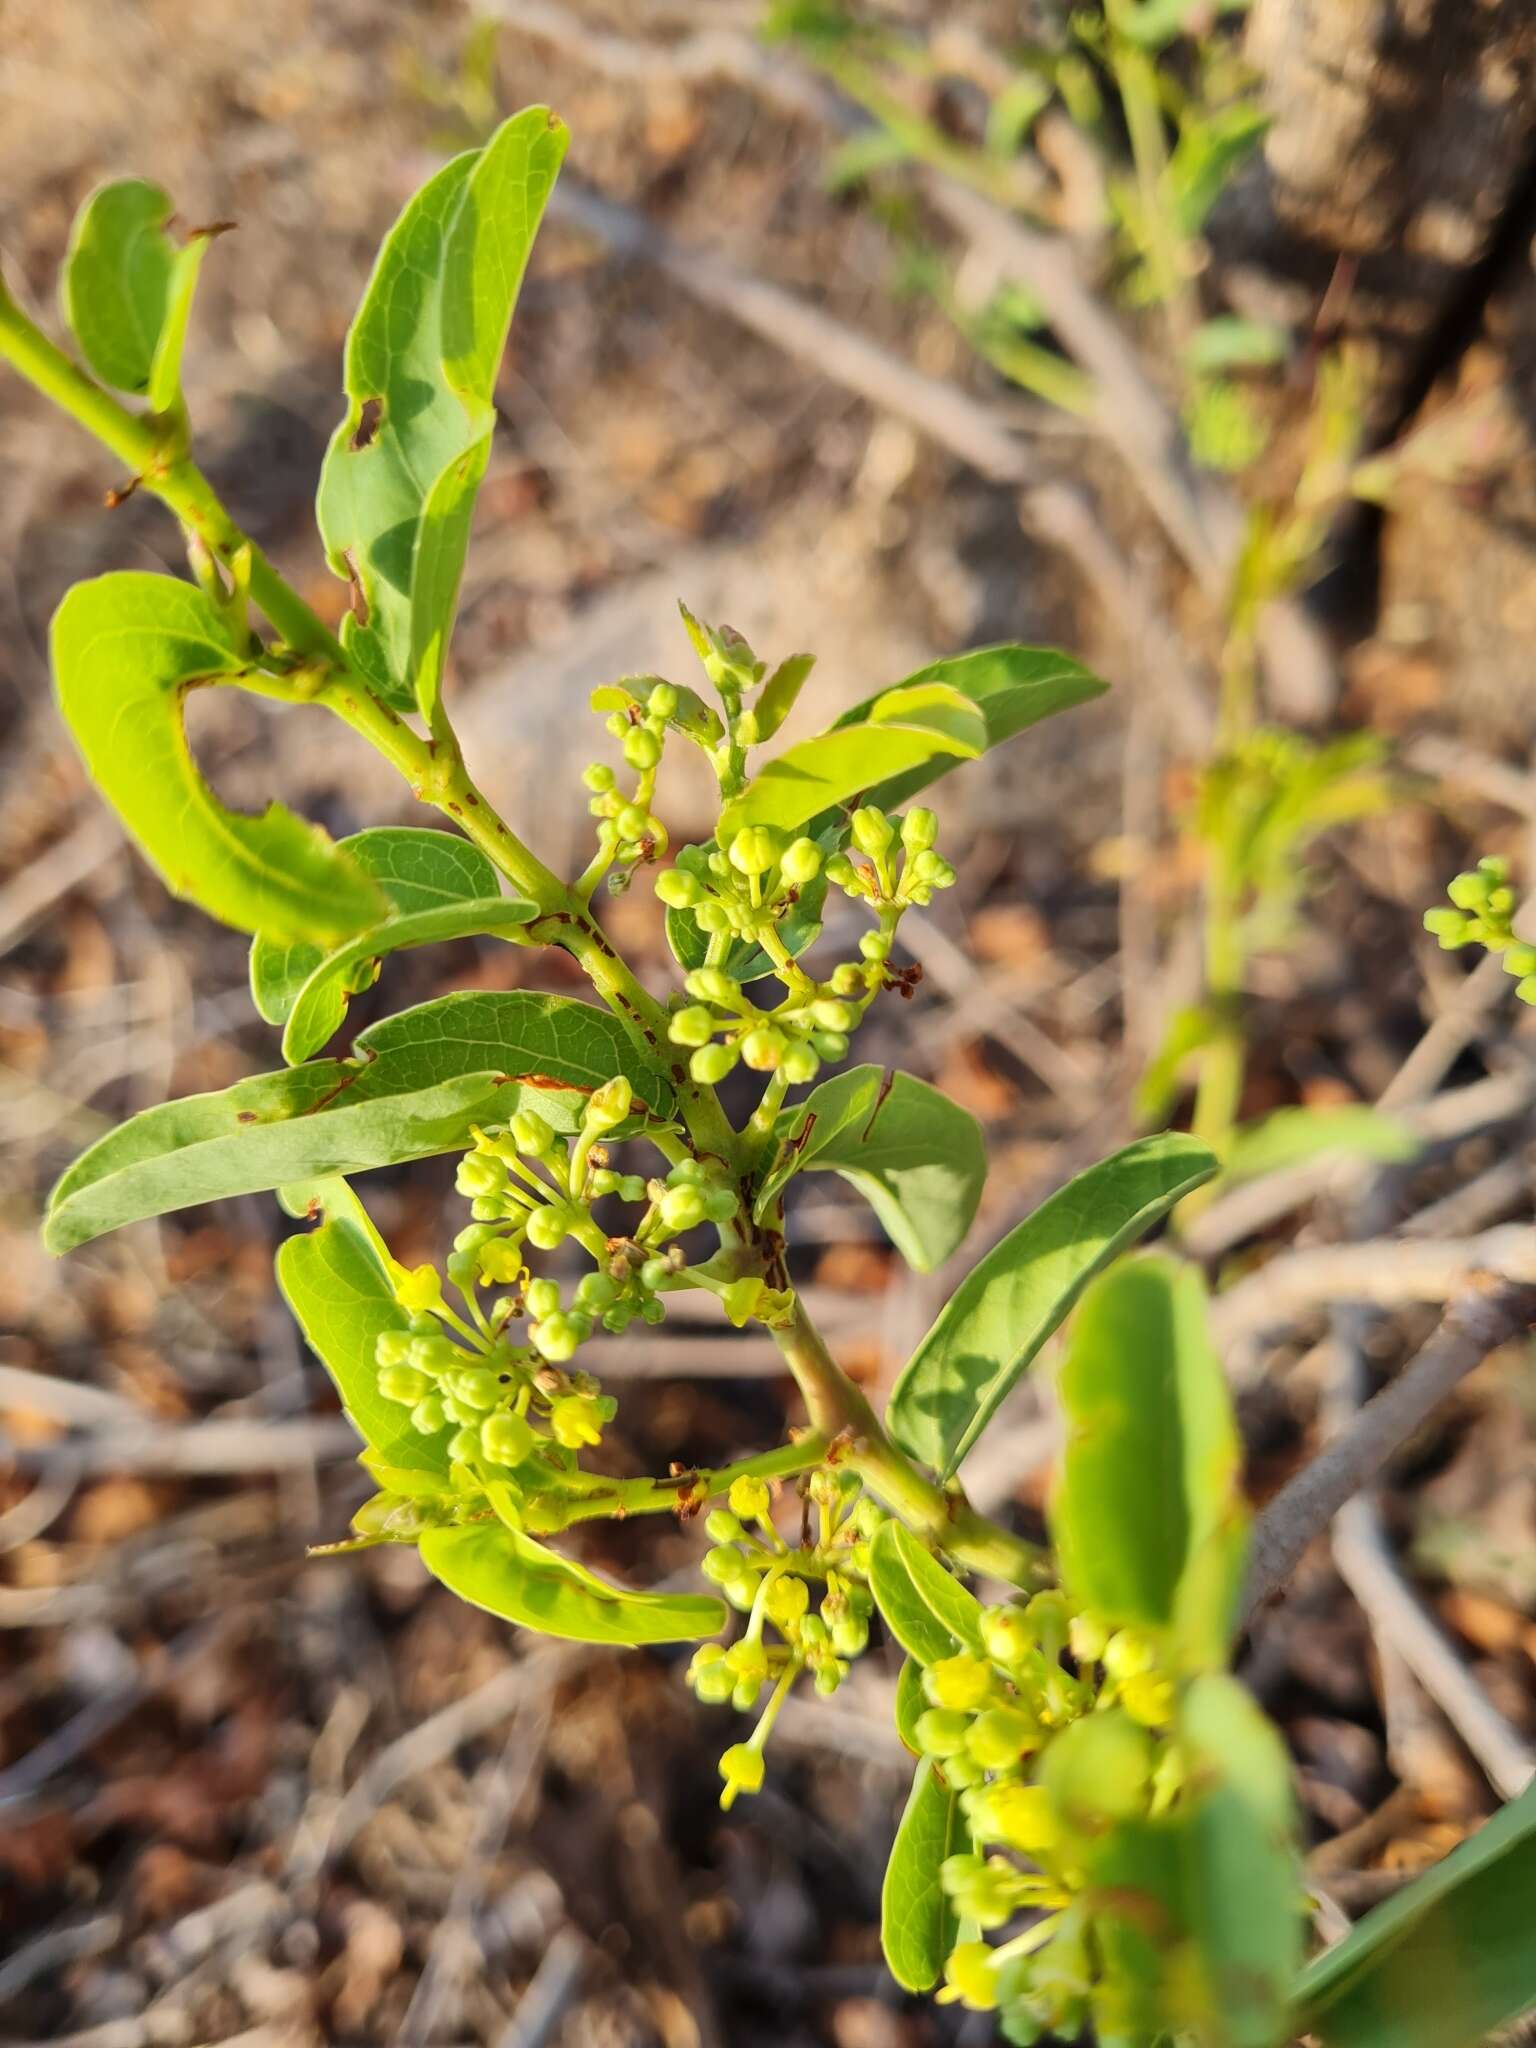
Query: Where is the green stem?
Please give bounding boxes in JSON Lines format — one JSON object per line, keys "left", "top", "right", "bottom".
{"left": 529, "top": 1433, "right": 827, "bottom": 1530}
{"left": 770, "top": 1297, "right": 1047, "bottom": 1590}
{"left": 1103, "top": 13, "right": 1194, "bottom": 354}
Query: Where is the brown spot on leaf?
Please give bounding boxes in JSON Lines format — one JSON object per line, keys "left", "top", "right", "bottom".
{"left": 350, "top": 397, "right": 383, "bottom": 452}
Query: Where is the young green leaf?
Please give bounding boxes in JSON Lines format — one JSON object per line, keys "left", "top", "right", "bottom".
{"left": 886, "top": 1133, "right": 1217, "bottom": 1477}
{"left": 317, "top": 106, "right": 568, "bottom": 717}
{"left": 894, "top": 1655, "right": 927, "bottom": 1753}
{"left": 60, "top": 179, "right": 178, "bottom": 396}
{"left": 1221, "top": 1105, "right": 1418, "bottom": 1187}
{"left": 51, "top": 573, "right": 385, "bottom": 945}
{"left": 281, "top": 896, "right": 537, "bottom": 1062}
{"left": 718, "top": 683, "right": 985, "bottom": 843}
{"left": 753, "top": 651, "right": 815, "bottom": 741}
{"left": 826, "top": 644, "right": 1109, "bottom": 813}
{"left": 277, "top": 1214, "right": 453, "bottom": 1474}
{"left": 1298, "top": 1773, "right": 1536, "bottom": 2048}
{"left": 1176, "top": 1674, "right": 1303, "bottom": 2048}
{"left": 882, "top": 1759, "right": 968, "bottom": 1993}
{"left": 418, "top": 1523, "right": 727, "bottom": 1645}
{"left": 146, "top": 234, "right": 210, "bottom": 413}
{"left": 754, "top": 1065, "right": 985, "bottom": 1272}
{"left": 44, "top": 991, "right": 675, "bottom": 1252}
{"left": 868, "top": 1519, "right": 985, "bottom": 1662}
{"left": 250, "top": 826, "right": 505, "bottom": 1027}
{"left": 1052, "top": 1256, "right": 1246, "bottom": 1668}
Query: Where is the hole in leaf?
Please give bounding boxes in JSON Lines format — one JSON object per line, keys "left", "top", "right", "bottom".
{"left": 350, "top": 396, "right": 384, "bottom": 452}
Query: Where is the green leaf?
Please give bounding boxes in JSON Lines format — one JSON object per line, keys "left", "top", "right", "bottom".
{"left": 1170, "top": 104, "right": 1271, "bottom": 235}
{"left": 882, "top": 1759, "right": 968, "bottom": 1992}
{"left": 1186, "top": 316, "right": 1289, "bottom": 377}
{"left": 886, "top": 1133, "right": 1217, "bottom": 1477}
{"left": 146, "top": 235, "right": 210, "bottom": 413}
{"left": 1177, "top": 1674, "right": 1303, "bottom": 2048}
{"left": 1222, "top": 1105, "right": 1419, "bottom": 1186}
{"left": 894, "top": 1656, "right": 927, "bottom": 1753}
{"left": 51, "top": 573, "right": 384, "bottom": 945}
{"left": 1298, "top": 1774, "right": 1536, "bottom": 2048}
{"left": 277, "top": 1214, "right": 453, "bottom": 1474}
{"left": 868, "top": 1519, "right": 985, "bottom": 1662}
{"left": 719, "top": 683, "right": 985, "bottom": 843}
{"left": 754, "top": 1066, "right": 984, "bottom": 1273}
{"left": 45, "top": 991, "right": 675, "bottom": 1253}
{"left": 282, "top": 896, "right": 537, "bottom": 1062}
{"left": 317, "top": 106, "right": 568, "bottom": 716}
{"left": 753, "top": 651, "right": 815, "bottom": 740}
{"left": 418, "top": 1522, "right": 726, "bottom": 1645}
{"left": 826, "top": 644, "right": 1109, "bottom": 813}
{"left": 1053, "top": 1257, "right": 1246, "bottom": 1668}
{"left": 60, "top": 179, "right": 177, "bottom": 396}
{"left": 1088, "top": 1680, "right": 1301, "bottom": 2048}
{"left": 250, "top": 826, "right": 504, "bottom": 1027}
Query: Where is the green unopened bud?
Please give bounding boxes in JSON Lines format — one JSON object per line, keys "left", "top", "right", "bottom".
{"left": 1503, "top": 943, "right": 1536, "bottom": 978}
{"left": 901, "top": 807, "right": 938, "bottom": 855}
{"left": 582, "top": 762, "right": 616, "bottom": 793}
{"left": 859, "top": 930, "right": 891, "bottom": 962}
{"left": 1447, "top": 869, "right": 1491, "bottom": 912}
{"left": 810, "top": 997, "right": 854, "bottom": 1032}
{"left": 926, "top": 1654, "right": 996, "bottom": 1713}
{"left": 685, "top": 968, "right": 738, "bottom": 1006}
{"left": 704, "top": 1510, "right": 745, "bottom": 1544}
{"left": 526, "top": 1207, "right": 570, "bottom": 1252}
{"left": 585, "top": 1075, "right": 634, "bottom": 1132}
{"left": 408, "top": 1333, "right": 459, "bottom": 1373}
{"left": 576, "top": 1271, "right": 620, "bottom": 1311}
{"left": 694, "top": 900, "right": 731, "bottom": 934}
{"left": 669, "top": 1004, "right": 716, "bottom": 1048}
{"left": 729, "top": 825, "right": 781, "bottom": 877}
{"left": 639, "top": 1257, "right": 671, "bottom": 1293}
{"left": 648, "top": 681, "right": 679, "bottom": 719}
{"left": 740, "top": 1026, "right": 785, "bottom": 1071}
{"left": 659, "top": 1184, "right": 707, "bottom": 1231}
{"left": 378, "top": 1364, "right": 433, "bottom": 1406}
{"left": 511, "top": 1110, "right": 554, "bottom": 1157}
{"left": 623, "top": 726, "right": 662, "bottom": 770}
{"left": 910, "top": 850, "right": 955, "bottom": 889}
{"left": 1518, "top": 975, "right": 1536, "bottom": 1004}
{"left": 1040, "top": 1710, "right": 1153, "bottom": 1832}
{"left": 525, "top": 1277, "right": 560, "bottom": 1320}
{"left": 780, "top": 1041, "right": 820, "bottom": 1084}
{"left": 914, "top": 1708, "right": 971, "bottom": 1759}
{"left": 446, "top": 1367, "right": 502, "bottom": 1411}
{"left": 965, "top": 1706, "right": 1039, "bottom": 1771}
{"left": 456, "top": 1153, "right": 506, "bottom": 1199}
{"left": 780, "top": 837, "right": 822, "bottom": 885}
{"left": 810, "top": 1029, "right": 849, "bottom": 1061}
{"left": 411, "top": 1395, "right": 447, "bottom": 1435}
{"left": 477, "top": 1239, "right": 524, "bottom": 1285}
{"left": 532, "top": 1314, "right": 581, "bottom": 1363}
{"left": 702, "top": 1544, "right": 751, "bottom": 1588}
{"left": 851, "top": 807, "right": 894, "bottom": 858}
{"left": 690, "top": 1041, "right": 739, "bottom": 1084}
{"left": 829, "top": 963, "right": 864, "bottom": 996}
{"left": 616, "top": 802, "right": 651, "bottom": 842}
{"left": 965, "top": 1779, "right": 1059, "bottom": 1853}
{"left": 1423, "top": 906, "right": 1470, "bottom": 945}
{"left": 481, "top": 1411, "right": 535, "bottom": 1465}
{"left": 656, "top": 868, "right": 704, "bottom": 909}
{"left": 375, "top": 1328, "right": 413, "bottom": 1370}
{"left": 825, "top": 852, "right": 857, "bottom": 888}
{"left": 447, "top": 1426, "right": 481, "bottom": 1463}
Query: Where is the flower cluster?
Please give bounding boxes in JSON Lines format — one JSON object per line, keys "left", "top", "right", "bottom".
{"left": 662, "top": 806, "right": 954, "bottom": 1084}
{"left": 357, "top": 1072, "right": 745, "bottom": 1529}
{"left": 1424, "top": 855, "right": 1536, "bottom": 1002}
{"left": 686, "top": 1468, "right": 882, "bottom": 1805}
{"left": 905, "top": 1601, "right": 1184, "bottom": 2041}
